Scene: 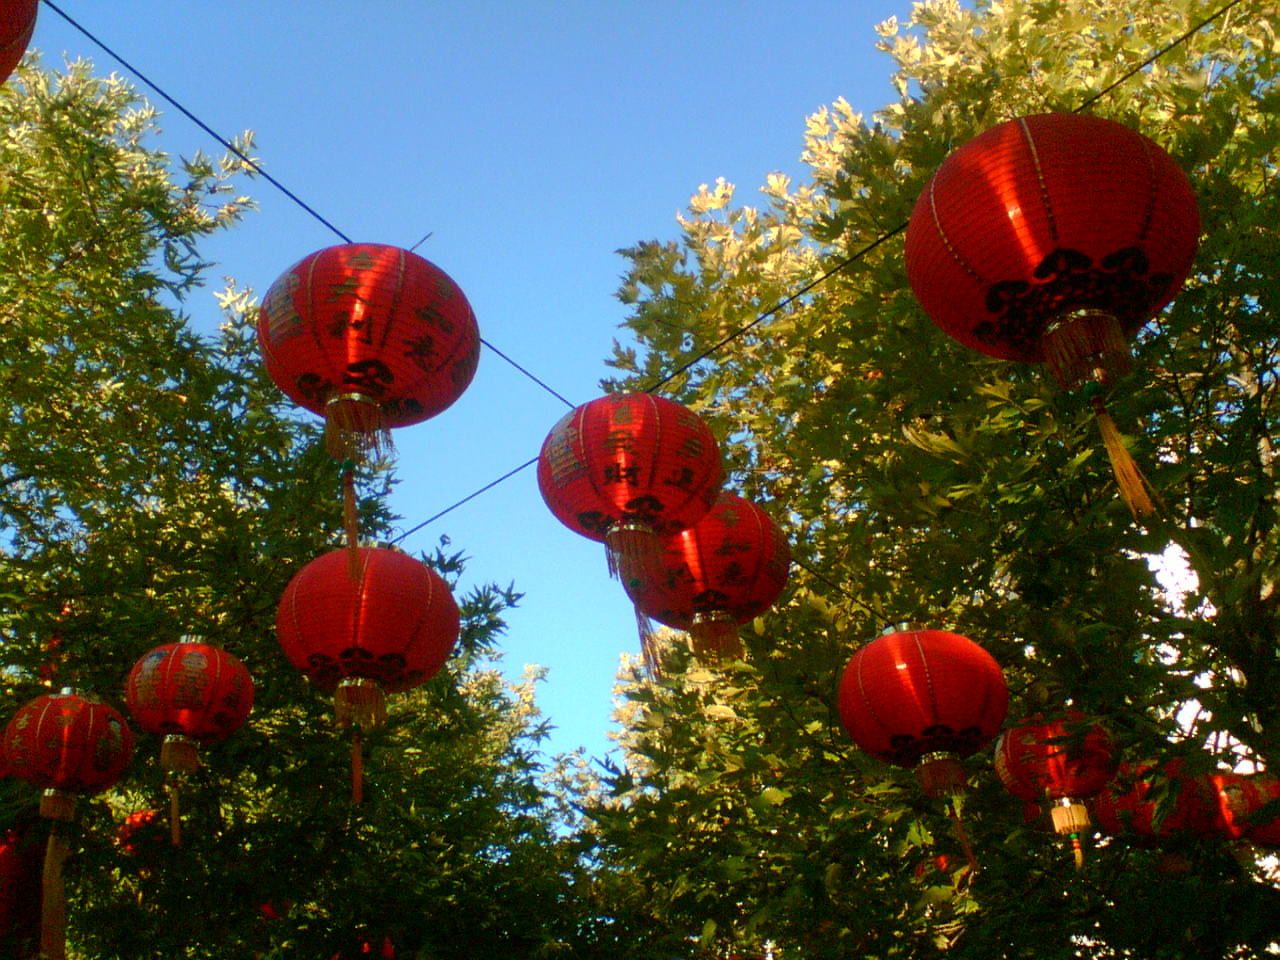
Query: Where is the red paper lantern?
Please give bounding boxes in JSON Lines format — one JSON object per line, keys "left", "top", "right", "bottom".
{"left": 624, "top": 492, "right": 790, "bottom": 661}
{"left": 3, "top": 691, "right": 133, "bottom": 820}
{"left": 837, "top": 625, "right": 1008, "bottom": 798}
{"left": 0, "top": 0, "right": 37, "bottom": 86}
{"left": 905, "top": 112, "right": 1200, "bottom": 515}
{"left": 1092, "top": 761, "right": 1213, "bottom": 840}
{"left": 258, "top": 243, "right": 480, "bottom": 463}
{"left": 995, "top": 712, "right": 1116, "bottom": 866}
{"left": 3, "top": 691, "right": 133, "bottom": 959}
{"left": 1204, "top": 771, "right": 1280, "bottom": 844}
{"left": 124, "top": 641, "right": 254, "bottom": 774}
{"left": 538, "top": 392, "right": 723, "bottom": 588}
{"left": 277, "top": 544, "right": 460, "bottom": 802}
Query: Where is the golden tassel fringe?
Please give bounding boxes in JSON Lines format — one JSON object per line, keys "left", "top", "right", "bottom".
{"left": 605, "top": 522, "right": 664, "bottom": 592}
{"left": 1090, "top": 396, "right": 1156, "bottom": 518}
{"left": 689, "top": 611, "right": 743, "bottom": 663}
{"left": 324, "top": 394, "right": 394, "bottom": 467}
{"left": 335, "top": 678, "right": 387, "bottom": 731}
{"left": 1042, "top": 310, "right": 1131, "bottom": 390}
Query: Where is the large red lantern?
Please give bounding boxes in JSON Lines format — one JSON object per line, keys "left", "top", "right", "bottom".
{"left": 538, "top": 392, "right": 723, "bottom": 593}
{"left": 259, "top": 243, "right": 480, "bottom": 462}
{"left": 905, "top": 112, "right": 1200, "bottom": 516}
{"left": 837, "top": 625, "right": 1008, "bottom": 798}
{"left": 124, "top": 640, "right": 254, "bottom": 845}
{"left": 0, "top": 0, "right": 37, "bottom": 86}
{"left": 276, "top": 544, "right": 460, "bottom": 802}
{"left": 995, "top": 712, "right": 1117, "bottom": 867}
{"left": 623, "top": 492, "right": 790, "bottom": 662}
{"left": 3, "top": 691, "right": 133, "bottom": 960}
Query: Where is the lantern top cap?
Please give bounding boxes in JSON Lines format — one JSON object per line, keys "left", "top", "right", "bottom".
{"left": 883, "top": 621, "right": 927, "bottom": 635}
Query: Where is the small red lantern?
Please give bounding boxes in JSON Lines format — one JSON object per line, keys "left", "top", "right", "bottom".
{"left": 259, "top": 243, "right": 480, "bottom": 462}
{"left": 538, "top": 392, "right": 723, "bottom": 610}
{"left": 124, "top": 640, "right": 253, "bottom": 845}
{"left": 837, "top": 625, "right": 1008, "bottom": 798}
{"left": 3, "top": 691, "right": 133, "bottom": 960}
{"left": 0, "top": 0, "right": 37, "bottom": 86}
{"left": 624, "top": 492, "right": 790, "bottom": 661}
{"left": 1092, "top": 761, "right": 1213, "bottom": 840}
{"left": 3, "top": 691, "right": 133, "bottom": 820}
{"left": 995, "top": 712, "right": 1117, "bottom": 867}
{"left": 905, "top": 112, "right": 1201, "bottom": 516}
{"left": 1204, "top": 771, "right": 1280, "bottom": 844}
{"left": 276, "top": 544, "right": 460, "bottom": 802}
{"left": 124, "top": 641, "right": 253, "bottom": 772}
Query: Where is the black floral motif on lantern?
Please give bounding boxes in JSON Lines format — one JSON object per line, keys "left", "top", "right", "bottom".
{"left": 977, "top": 246, "right": 1174, "bottom": 355}
{"left": 879, "top": 723, "right": 988, "bottom": 767}
{"left": 304, "top": 648, "right": 415, "bottom": 689}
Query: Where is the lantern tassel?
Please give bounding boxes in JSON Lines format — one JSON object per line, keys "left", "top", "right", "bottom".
{"left": 41, "top": 825, "right": 70, "bottom": 960}
{"left": 1042, "top": 309, "right": 1131, "bottom": 390}
{"left": 689, "top": 611, "right": 743, "bottom": 663}
{"left": 1050, "top": 799, "right": 1092, "bottom": 871}
{"left": 605, "top": 522, "right": 664, "bottom": 593}
{"left": 325, "top": 393, "right": 393, "bottom": 467}
{"left": 342, "top": 468, "right": 362, "bottom": 582}
{"left": 947, "top": 802, "right": 979, "bottom": 880}
{"left": 1089, "top": 394, "right": 1157, "bottom": 518}
{"left": 635, "top": 608, "right": 662, "bottom": 677}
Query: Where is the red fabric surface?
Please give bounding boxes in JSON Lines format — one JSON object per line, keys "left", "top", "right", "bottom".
{"left": 905, "top": 112, "right": 1200, "bottom": 363}
{"left": 837, "top": 627, "right": 1007, "bottom": 767}
{"left": 125, "top": 642, "right": 254, "bottom": 741}
{"left": 537, "top": 392, "right": 723, "bottom": 542}
{"left": 994, "top": 712, "right": 1116, "bottom": 803}
{"left": 1091, "top": 761, "right": 1214, "bottom": 838}
{"left": 276, "top": 546, "right": 460, "bottom": 693}
{"left": 624, "top": 492, "right": 790, "bottom": 629}
{"left": 2, "top": 692, "right": 133, "bottom": 794}
{"left": 258, "top": 244, "right": 480, "bottom": 427}
{"left": 0, "top": 0, "right": 37, "bottom": 86}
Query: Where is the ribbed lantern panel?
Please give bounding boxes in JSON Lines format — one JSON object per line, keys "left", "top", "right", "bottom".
{"left": 905, "top": 112, "right": 1200, "bottom": 363}
{"left": 994, "top": 712, "right": 1116, "bottom": 803}
{"left": 258, "top": 243, "right": 480, "bottom": 427}
{"left": 276, "top": 546, "right": 460, "bottom": 693}
{"left": 125, "top": 642, "right": 254, "bottom": 742}
{"left": 537, "top": 392, "right": 723, "bottom": 542}
{"left": 625, "top": 492, "right": 790, "bottom": 629}
{"left": 837, "top": 627, "right": 1007, "bottom": 768}
{"left": 2, "top": 692, "right": 133, "bottom": 794}
{"left": 1092, "top": 762, "right": 1213, "bottom": 838}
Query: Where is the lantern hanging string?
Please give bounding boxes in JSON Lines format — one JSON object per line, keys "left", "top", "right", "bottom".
{"left": 42, "top": 0, "right": 1248, "bottom": 541}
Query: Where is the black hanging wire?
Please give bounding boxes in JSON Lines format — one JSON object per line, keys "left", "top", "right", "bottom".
{"left": 37, "top": 0, "right": 1252, "bottom": 541}
{"left": 394, "top": 0, "right": 1249, "bottom": 539}
{"left": 39, "top": 0, "right": 576, "bottom": 413}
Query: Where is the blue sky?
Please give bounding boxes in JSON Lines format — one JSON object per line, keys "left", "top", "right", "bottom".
{"left": 27, "top": 1, "right": 906, "bottom": 765}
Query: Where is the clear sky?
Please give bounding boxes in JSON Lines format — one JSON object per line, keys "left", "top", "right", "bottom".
{"left": 26, "top": 0, "right": 907, "bottom": 765}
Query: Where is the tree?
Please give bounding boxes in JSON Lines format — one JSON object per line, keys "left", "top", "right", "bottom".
{"left": 0, "top": 59, "right": 600, "bottom": 959}
{"left": 592, "top": 0, "right": 1280, "bottom": 956}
